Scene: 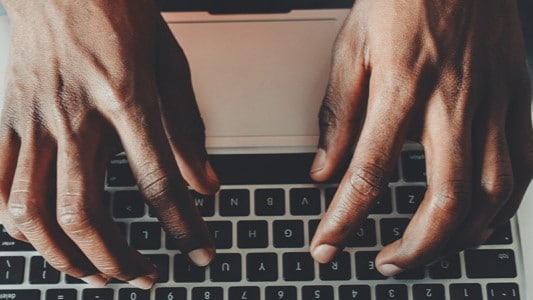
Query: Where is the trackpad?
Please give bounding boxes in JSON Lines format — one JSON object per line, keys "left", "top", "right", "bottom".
{"left": 168, "top": 20, "right": 340, "bottom": 140}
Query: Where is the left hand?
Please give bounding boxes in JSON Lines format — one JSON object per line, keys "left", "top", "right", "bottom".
{"left": 309, "top": 0, "right": 532, "bottom": 276}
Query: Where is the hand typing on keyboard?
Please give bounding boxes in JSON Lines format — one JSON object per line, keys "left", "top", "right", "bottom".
{"left": 0, "top": 0, "right": 219, "bottom": 290}
{"left": 309, "top": 0, "right": 532, "bottom": 276}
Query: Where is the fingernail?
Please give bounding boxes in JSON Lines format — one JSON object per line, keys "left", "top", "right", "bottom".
{"left": 188, "top": 248, "right": 213, "bottom": 267}
{"left": 128, "top": 275, "right": 156, "bottom": 290}
{"left": 312, "top": 244, "right": 339, "bottom": 263}
{"left": 378, "top": 264, "right": 404, "bottom": 277}
{"left": 311, "top": 149, "right": 326, "bottom": 173}
{"left": 82, "top": 274, "right": 109, "bottom": 287}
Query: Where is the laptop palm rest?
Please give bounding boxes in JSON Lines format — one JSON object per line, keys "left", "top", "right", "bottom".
{"left": 168, "top": 20, "right": 340, "bottom": 145}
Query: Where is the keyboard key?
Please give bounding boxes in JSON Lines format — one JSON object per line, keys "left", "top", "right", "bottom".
{"left": 46, "top": 289, "right": 77, "bottom": 300}
{"left": 413, "top": 284, "right": 445, "bottom": 300}
{"left": 192, "top": 287, "right": 223, "bottom": 300}
{"left": 229, "top": 287, "right": 260, "bottom": 300}
{"left": 339, "top": 285, "right": 371, "bottom": 300}
{"left": 302, "top": 286, "right": 334, "bottom": 299}
{"left": 449, "top": 284, "right": 482, "bottom": 300}
{"left": 247, "top": 253, "right": 278, "bottom": 282}
{"left": 82, "top": 288, "right": 113, "bottom": 300}
{"left": 429, "top": 254, "right": 461, "bottom": 279}
{"left": 210, "top": 253, "right": 242, "bottom": 282}
{"left": 401, "top": 151, "right": 426, "bottom": 182}
{"left": 30, "top": 256, "right": 60, "bottom": 284}
{"left": 308, "top": 219, "right": 320, "bottom": 245}
{"left": 376, "top": 285, "right": 408, "bottom": 300}
{"left": 119, "top": 289, "right": 149, "bottom": 300}
{"left": 273, "top": 220, "right": 304, "bottom": 248}
{"left": 0, "top": 256, "right": 24, "bottom": 284}
{"left": 465, "top": 249, "right": 517, "bottom": 278}
{"left": 132, "top": 220, "right": 161, "bottom": 247}
{"left": 319, "top": 252, "right": 351, "bottom": 280}
{"left": 207, "top": 221, "right": 232, "bottom": 249}
{"left": 325, "top": 187, "right": 336, "bottom": 209}
{"left": 238, "top": 221, "right": 268, "bottom": 248}
{"left": 107, "top": 156, "right": 136, "bottom": 187}
{"left": 174, "top": 254, "right": 205, "bottom": 282}
{"left": 220, "top": 189, "right": 250, "bottom": 216}
{"left": 113, "top": 191, "right": 145, "bottom": 218}
{"left": 487, "top": 283, "right": 520, "bottom": 300}
{"left": 0, "top": 225, "right": 34, "bottom": 251}
{"left": 283, "top": 252, "right": 314, "bottom": 281}
{"left": 369, "top": 188, "right": 393, "bottom": 214}
{"left": 190, "top": 191, "right": 215, "bottom": 217}
{"left": 380, "top": 218, "right": 409, "bottom": 246}
{"left": 290, "top": 188, "right": 321, "bottom": 215}
{"left": 347, "top": 219, "right": 376, "bottom": 247}
{"left": 255, "top": 189, "right": 285, "bottom": 216}
{"left": 396, "top": 186, "right": 426, "bottom": 214}
{"left": 130, "top": 222, "right": 161, "bottom": 250}
{"left": 484, "top": 222, "right": 513, "bottom": 245}
{"left": 355, "top": 251, "right": 386, "bottom": 280}
{"left": 156, "top": 288, "right": 187, "bottom": 300}
{"left": 145, "top": 254, "right": 169, "bottom": 283}
{"left": 265, "top": 286, "right": 297, "bottom": 300}
{"left": 0, "top": 290, "right": 40, "bottom": 300}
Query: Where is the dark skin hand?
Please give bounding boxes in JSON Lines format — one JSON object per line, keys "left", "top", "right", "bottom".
{"left": 1, "top": 0, "right": 531, "bottom": 288}
{"left": 310, "top": 0, "right": 532, "bottom": 276}
{"left": 0, "top": 0, "right": 219, "bottom": 289}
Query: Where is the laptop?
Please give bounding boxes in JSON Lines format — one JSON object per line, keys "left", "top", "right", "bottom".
{"left": 0, "top": 1, "right": 532, "bottom": 299}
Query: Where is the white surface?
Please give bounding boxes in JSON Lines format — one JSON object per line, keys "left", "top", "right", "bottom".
{"left": 165, "top": 10, "right": 349, "bottom": 148}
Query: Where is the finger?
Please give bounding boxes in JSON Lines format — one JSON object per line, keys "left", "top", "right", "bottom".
{"left": 310, "top": 12, "right": 369, "bottom": 182}
{"left": 310, "top": 66, "right": 415, "bottom": 263}
{"left": 55, "top": 129, "right": 158, "bottom": 289}
{"left": 375, "top": 106, "right": 473, "bottom": 276}
{"left": 0, "top": 125, "right": 25, "bottom": 241}
{"left": 107, "top": 86, "right": 215, "bottom": 267}
{"left": 449, "top": 70, "right": 513, "bottom": 249}
{"left": 491, "top": 65, "right": 533, "bottom": 227}
{"left": 7, "top": 133, "right": 103, "bottom": 284}
{"left": 155, "top": 18, "right": 219, "bottom": 195}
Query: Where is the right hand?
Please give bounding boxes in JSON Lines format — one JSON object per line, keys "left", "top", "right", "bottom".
{"left": 0, "top": 0, "right": 219, "bottom": 289}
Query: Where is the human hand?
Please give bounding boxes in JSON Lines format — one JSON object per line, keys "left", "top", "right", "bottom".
{"left": 310, "top": 0, "right": 532, "bottom": 276}
{"left": 0, "top": 0, "right": 219, "bottom": 288}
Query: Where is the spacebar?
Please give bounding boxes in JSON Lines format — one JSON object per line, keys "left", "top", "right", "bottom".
{"left": 465, "top": 249, "right": 517, "bottom": 278}
{"left": 0, "top": 290, "right": 40, "bottom": 300}
{"left": 209, "top": 153, "right": 342, "bottom": 185}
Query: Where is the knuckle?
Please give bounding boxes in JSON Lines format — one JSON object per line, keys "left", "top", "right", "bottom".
{"left": 7, "top": 193, "right": 40, "bottom": 228}
{"left": 347, "top": 163, "right": 388, "bottom": 199}
{"left": 57, "top": 198, "right": 95, "bottom": 235}
{"left": 480, "top": 174, "right": 514, "bottom": 203}
{"left": 430, "top": 181, "right": 472, "bottom": 218}
{"left": 136, "top": 166, "right": 173, "bottom": 207}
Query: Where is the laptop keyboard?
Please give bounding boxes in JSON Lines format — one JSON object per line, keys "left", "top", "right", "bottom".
{"left": 0, "top": 149, "right": 525, "bottom": 299}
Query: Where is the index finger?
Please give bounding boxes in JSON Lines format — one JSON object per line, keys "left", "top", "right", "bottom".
{"left": 107, "top": 92, "right": 215, "bottom": 267}
{"left": 310, "top": 68, "right": 414, "bottom": 263}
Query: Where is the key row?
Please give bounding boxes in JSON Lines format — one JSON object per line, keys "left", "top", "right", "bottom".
{"left": 0, "top": 249, "right": 516, "bottom": 285}
{"left": 126, "top": 219, "right": 513, "bottom": 251}
{"left": 106, "top": 152, "right": 426, "bottom": 187}
{"left": 0, "top": 282, "right": 520, "bottom": 300}
{"left": 0, "top": 218, "right": 513, "bottom": 253}
{"left": 111, "top": 185, "right": 430, "bottom": 217}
